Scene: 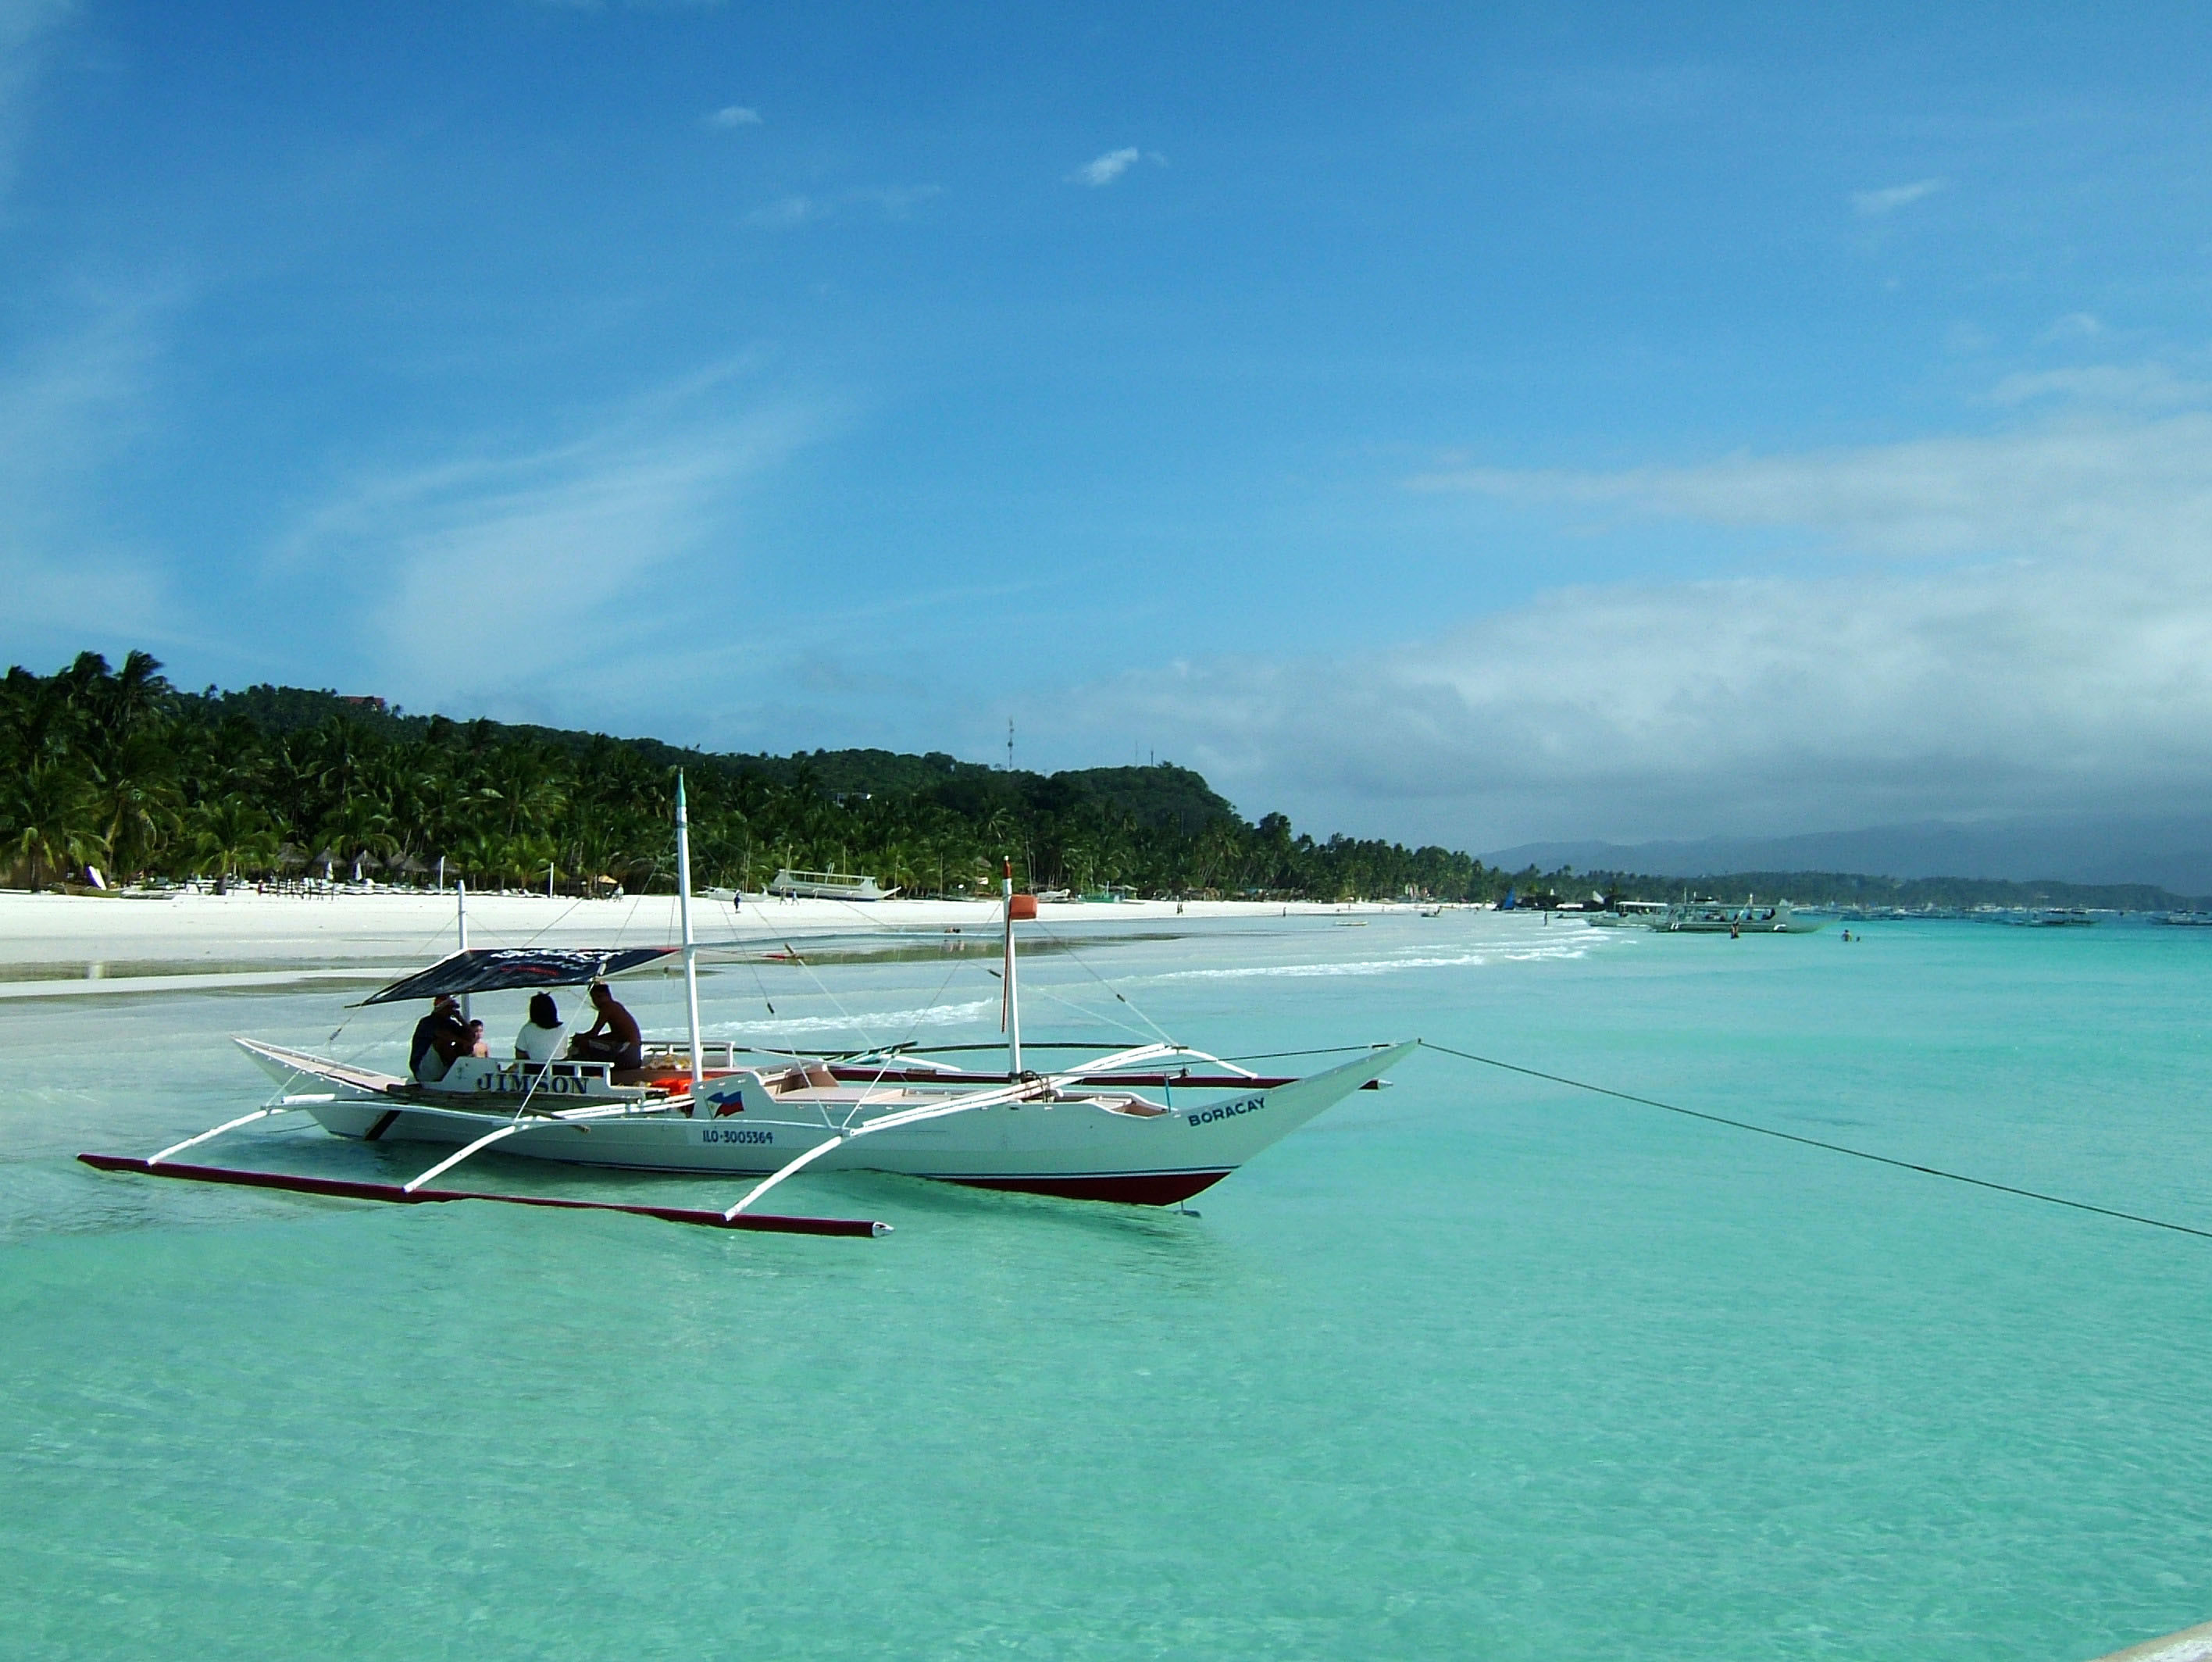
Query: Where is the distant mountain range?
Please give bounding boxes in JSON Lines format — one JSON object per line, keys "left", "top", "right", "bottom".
{"left": 1485, "top": 815, "right": 2212, "bottom": 898}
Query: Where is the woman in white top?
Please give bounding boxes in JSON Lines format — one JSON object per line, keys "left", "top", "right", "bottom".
{"left": 515, "top": 993, "right": 566, "bottom": 1065}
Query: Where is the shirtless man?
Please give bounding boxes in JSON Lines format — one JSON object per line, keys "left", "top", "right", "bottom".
{"left": 567, "top": 980, "right": 644, "bottom": 1071}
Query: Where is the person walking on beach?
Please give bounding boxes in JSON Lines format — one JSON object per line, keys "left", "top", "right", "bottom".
{"left": 568, "top": 980, "right": 644, "bottom": 1072}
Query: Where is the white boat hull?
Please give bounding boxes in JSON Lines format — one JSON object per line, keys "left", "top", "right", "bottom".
{"left": 256, "top": 1043, "right": 1413, "bottom": 1206}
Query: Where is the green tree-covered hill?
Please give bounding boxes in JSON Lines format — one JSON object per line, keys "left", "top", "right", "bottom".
{"left": 2, "top": 651, "right": 1488, "bottom": 900}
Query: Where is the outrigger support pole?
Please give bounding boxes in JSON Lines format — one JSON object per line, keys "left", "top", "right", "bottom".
{"left": 401, "top": 1120, "right": 539, "bottom": 1192}
{"left": 148, "top": 1104, "right": 301, "bottom": 1165}
{"left": 722, "top": 1040, "right": 1183, "bottom": 1220}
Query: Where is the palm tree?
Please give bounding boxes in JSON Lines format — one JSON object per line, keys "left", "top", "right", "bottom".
{"left": 91, "top": 722, "right": 182, "bottom": 879}
{"left": 1, "top": 761, "right": 97, "bottom": 888}
{"left": 188, "top": 796, "right": 280, "bottom": 891}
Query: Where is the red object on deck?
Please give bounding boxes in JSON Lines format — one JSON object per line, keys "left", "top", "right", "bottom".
{"left": 76, "top": 1153, "right": 887, "bottom": 1237}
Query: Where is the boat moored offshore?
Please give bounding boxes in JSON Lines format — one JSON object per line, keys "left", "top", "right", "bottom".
{"left": 85, "top": 792, "right": 1413, "bottom": 1230}
{"left": 1653, "top": 897, "right": 1830, "bottom": 934}
{"left": 766, "top": 868, "right": 901, "bottom": 901}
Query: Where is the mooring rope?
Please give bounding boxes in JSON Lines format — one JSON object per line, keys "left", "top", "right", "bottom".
{"left": 1418, "top": 1039, "right": 2212, "bottom": 1244}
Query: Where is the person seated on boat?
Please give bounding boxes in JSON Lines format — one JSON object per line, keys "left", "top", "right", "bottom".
{"left": 462, "top": 1018, "right": 491, "bottom": 1059}
{"left": 409, "top": 995, "right": 469, "bottom": 1083}
{"left": 515, "top": 993, "right": 565, "bottom": 1065}
{"left": 567, "top": 980, "right": 644, "bottom": 1072}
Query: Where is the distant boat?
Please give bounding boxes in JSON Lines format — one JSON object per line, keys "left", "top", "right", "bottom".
{"left": 1583, "top": 900, "right": 1668, "bottom": 929}
{"left": 768, "top": 868, "right": 901, "bottom": 901}
{"left": 1654, "top": 897, "right": 1830, "bottom": 935}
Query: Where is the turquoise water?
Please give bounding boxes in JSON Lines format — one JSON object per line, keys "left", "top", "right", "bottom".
{"left": 4, "top": 915, "right": 2210, "bottom": 1658}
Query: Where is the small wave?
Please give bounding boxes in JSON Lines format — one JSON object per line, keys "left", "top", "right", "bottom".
{"left": 698, "top": 995, "right": 998, "bottom": 1041}
{"left": 1148, "top": 941, "right": 1599, "bottom": 983}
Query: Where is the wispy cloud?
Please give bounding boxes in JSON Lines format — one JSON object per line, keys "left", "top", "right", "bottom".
{"left": 705, "top": 104, "right": 761, "bottom": 129}
{"left": 1410, "top": 409, "right": 2212, "bottom": 567}
{"left": 1850, "top": 177, "right": 1944, "bottom": 216}
{"left": 1069, "top": 147, "right": 1141, "bottom": 187}
{"left": 1987, "top": 362, "right": 2211, "bottom": 410}
{"left": 742, "top": 184, "right": 940, "bottom": 228}
{"left": 269, "top": 366, "right": 833, "bottom": 717}
{"left": 0, "top": 291, "right": 187, "bottom": 656}
{"left": 0, "top": 0, "right": 72, "bottom": 199}
{"left": 744, "top": 194, "right": 818, "bottom": 228}
{"left": 2036, "top": 311, "right": 2103, "bottom": 343}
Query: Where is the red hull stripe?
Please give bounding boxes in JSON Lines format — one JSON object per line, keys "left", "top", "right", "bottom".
{"left": 76, "top": 1154, "right": 886, "bottom": 1237}
{"left": 946, "top": 1168, "right": 1233, "bottom": 1206}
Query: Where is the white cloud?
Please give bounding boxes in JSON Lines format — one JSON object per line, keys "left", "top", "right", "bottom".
{"left": 1069, "top": 147, "right": 1140, "bottom": 187}
{"left": 1048, "top": 395, "right": 2212, "bottom": 845}
{"left": 1850, "top": 177, "right": 1944, "bottom": 216}
{"left": 706, "top": 105, "right": 761, "bottom": 129}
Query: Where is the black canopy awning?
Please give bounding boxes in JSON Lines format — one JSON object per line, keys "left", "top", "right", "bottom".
{"left": 362, "top": 947, "right": 678, "bottom": 1005}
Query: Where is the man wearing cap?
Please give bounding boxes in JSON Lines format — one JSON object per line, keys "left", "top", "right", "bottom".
{"left": 409, "top": 994, "right": 470, "bottom": 1083}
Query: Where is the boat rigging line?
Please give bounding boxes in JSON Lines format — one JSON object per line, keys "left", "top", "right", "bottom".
{"left": 1417, "top": 1040, "right": 2212, "bottom": 1246}
{"left": 1026, "top": 915, "right": 1178, "bottom": 1047}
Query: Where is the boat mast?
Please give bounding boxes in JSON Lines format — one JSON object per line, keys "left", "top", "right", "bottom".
{"left": 456, "top": 879, "right": 469, "bottom": 1021}
{"left": 676, "top": 772, "right": 705, "bottom": 1093}
{"left": 1003, "top": 857, "right": 1022, "bottom": 1078}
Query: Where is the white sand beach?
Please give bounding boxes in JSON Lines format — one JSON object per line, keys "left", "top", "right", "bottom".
{"left": 0, "top": 887, "right": 1453, "bottom": 991}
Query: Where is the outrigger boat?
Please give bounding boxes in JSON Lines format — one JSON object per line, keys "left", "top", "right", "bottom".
{"left": 767, "top": 867, "right": 900, "bottom": 901}
{"left": 82, "top": 780, "right": 1412, "bottom": 1235}
{"left": 1651, "top": 897, "right": 1829, "bottom": 934}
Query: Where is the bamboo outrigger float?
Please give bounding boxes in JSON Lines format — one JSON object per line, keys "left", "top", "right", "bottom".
{"left": 81, "top": 779, "right": 1413, "bottom": 1236}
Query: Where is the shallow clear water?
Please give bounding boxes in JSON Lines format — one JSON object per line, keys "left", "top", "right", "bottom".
{"left": 3, "top": 914, "right": 2210, "bottom": 1658}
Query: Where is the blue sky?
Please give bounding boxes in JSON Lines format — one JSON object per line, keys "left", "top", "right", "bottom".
{"left": 7, "top": 1, "right": 2212, "bottom": 847}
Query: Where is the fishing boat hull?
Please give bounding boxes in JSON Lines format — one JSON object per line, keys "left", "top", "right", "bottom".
{"left": 275, "top": 1043, "right": 1412, "bottom": 1204}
